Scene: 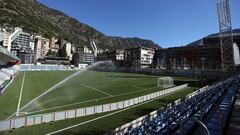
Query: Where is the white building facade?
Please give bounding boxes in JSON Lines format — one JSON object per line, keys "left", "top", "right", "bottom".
{"left": 124, "top": 47, "right": 155, "bottom": 68}
{"left": 35, "top": 36, "right": 50, "bottom": 61}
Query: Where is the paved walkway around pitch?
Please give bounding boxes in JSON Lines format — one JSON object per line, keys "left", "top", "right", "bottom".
{"left": 227, "top": 91, "right": 240, "bottom": 135}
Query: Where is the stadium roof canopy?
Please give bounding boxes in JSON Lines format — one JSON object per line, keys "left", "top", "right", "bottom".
{"left": 0, "top": 45, "right": 20, "bottom": 65}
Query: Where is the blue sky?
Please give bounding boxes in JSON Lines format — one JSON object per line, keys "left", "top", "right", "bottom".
{"left": 38, "top": 0, "right": 240, "bottom": 48}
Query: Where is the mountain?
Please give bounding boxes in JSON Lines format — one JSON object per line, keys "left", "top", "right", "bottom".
{"left": 186, "top": 29, "right": 240, "bottom": 47}
{"left": 0, "top": 0, "right": 160, "bottom": 50}
{"left": 207, "top": 29, "right": 240, "bottom": 38}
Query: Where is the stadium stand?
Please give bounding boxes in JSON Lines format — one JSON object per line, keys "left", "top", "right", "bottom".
{"left": 20, "top": 64, "right": 69, "bottom": 71}
{"left": 0, "top": 46, "right": 19, "bottom": 64}
{"left": 114, "top": 75, "right": 240, "bottom": 135}
{"left": 0, "top": 44, "right": 21, "bottom": 95}
{"left": 227, "top": 91, "right": 240, "bottom": 135}
{"left": 0, "top": 62, "right": 20, "bottom": 95}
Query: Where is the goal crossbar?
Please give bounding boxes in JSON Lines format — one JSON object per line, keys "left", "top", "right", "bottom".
{"left": 157, "top": 77, "right": 174, "bottom": 88}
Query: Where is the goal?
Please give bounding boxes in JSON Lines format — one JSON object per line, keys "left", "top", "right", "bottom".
{"left": 157, "top": 77, "right": 174, "bottom": 88}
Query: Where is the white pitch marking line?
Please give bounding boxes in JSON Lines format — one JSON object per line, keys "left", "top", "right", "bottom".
{"left": 133, "top": 82, "right": 156, "bottom": 87}
{"left": 7, "top": 70, "right": 84, "bottom": 120}
{"left": 132, "top": 82, "right": 157, "bottom": 89}
{"left": 46, "top": 108, "right": 129, "bottom": 135}
{"left": 132, "top": 85, "right": 145, "bottom": 90}
{"left": 23, "top": 86, "right": 159, "bottom": 115}
{"left": 80, "top": 83, "right": 113, "bottom": 97}
{"left": 19, "top": 112, "right": 28, "bottom": 114}
{"left": 16, "top": 71, "right": 26, "bottom": 117}
{"left": 46, "top": 87, "right": 184, "bottom": 135}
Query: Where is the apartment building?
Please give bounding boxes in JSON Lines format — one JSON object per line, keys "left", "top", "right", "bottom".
{"left": 124, "top": 47, "right": 155, "bottom": 68}
{"left": 35, "top": 36, "right": 50, "bottom": 61}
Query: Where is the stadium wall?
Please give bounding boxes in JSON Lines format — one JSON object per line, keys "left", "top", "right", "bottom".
{"left": 0, "top": 84, "right": 188, "bottom": 131}
{"left": 20, "top": 64, "right": 77, "bottom": 71}
{"left": 90, "top": 61, "right": 235, "bottom": 80}
{"left": 92, "top": 64, "right": 234, "bottom": 80}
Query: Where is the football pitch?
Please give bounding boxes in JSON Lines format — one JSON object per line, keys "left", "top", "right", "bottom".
{"left": 0, "top": 70, "right": 199, "bottom": 134}
{"left": 0, "top": 70, "right": 196, "bottom": 120}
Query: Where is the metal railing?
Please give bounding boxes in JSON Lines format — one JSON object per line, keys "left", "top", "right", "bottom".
{"left": 0, "top": 84, "right": 188, "bottom": 131}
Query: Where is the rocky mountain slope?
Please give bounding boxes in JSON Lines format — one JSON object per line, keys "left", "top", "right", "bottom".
{"left": 0, "top": 0, "right": 160, "bottom": 50}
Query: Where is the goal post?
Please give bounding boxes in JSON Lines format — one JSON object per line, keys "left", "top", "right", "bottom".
{"left": 157, "top": 77, "right": 174, "bottom": 88}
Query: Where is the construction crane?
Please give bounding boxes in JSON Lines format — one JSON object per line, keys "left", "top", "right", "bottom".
{"left": 90, "top": 41, "right": 98, "bottom": 58}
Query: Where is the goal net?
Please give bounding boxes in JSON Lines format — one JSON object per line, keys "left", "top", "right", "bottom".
{"left": 157, "top": 77, "right": 174, "bottom": 88}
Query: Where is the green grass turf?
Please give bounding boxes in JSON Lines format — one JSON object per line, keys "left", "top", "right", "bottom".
{"left": 0, "top": 70, "right": 198, "bottom": 120}
{"left": 0, "top": 87, "right": 195, "bottom": 135}
{"left": 0, "top": 71, "right": 75, "bottom": 120}
{"left": 20, "top": 70, "right": 194, "bottom": 115}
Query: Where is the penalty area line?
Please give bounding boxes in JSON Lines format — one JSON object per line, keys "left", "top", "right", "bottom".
{"left": 80, "top": 83, "right": 113, "bottom": 97}
{"left": 25, "top": 86, "right": 158, "bottom": 116}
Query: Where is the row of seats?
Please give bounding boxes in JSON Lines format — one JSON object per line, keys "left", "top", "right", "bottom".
{"left": 123, "top": 75, "right": 239, "bottom": 135}
{"left": 206, "top": 82, "right": 238, "bottom": 135}
{"left": 177, "top": 82, "right": 233, "bottom": 135}
{"left": 0, "top": 64, "right": 20, "bottom": 94}
{"left": 20, "top": 64, "right": 68, "bottom": 71}
{"left": 1, "top": 64, "right": 20, "bottom": 76}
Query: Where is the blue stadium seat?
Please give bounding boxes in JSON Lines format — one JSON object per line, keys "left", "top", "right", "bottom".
{"left": 122, "top": 76, "right": 240, "bottom": 135}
